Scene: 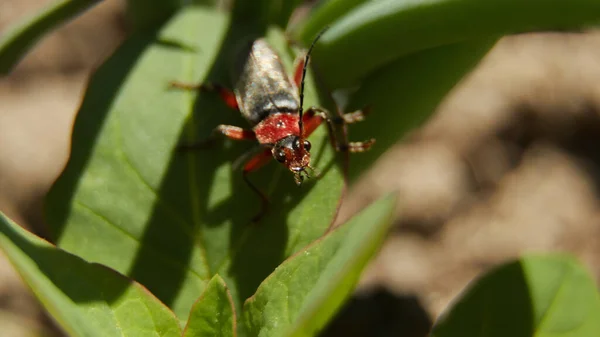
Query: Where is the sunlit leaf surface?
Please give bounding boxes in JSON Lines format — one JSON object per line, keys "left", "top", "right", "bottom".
{"left": 45, "top": 6, "right": 344, "bottom": 321}
{"left": 432, "top": 255, "right": 600, "bottom": 337}
{"left": 0, "top": 213, "right": 182, "bottom": 337}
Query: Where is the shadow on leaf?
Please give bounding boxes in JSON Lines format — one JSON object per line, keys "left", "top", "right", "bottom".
{"left": 44, "top": 6, "right": 344, "bottom": 319}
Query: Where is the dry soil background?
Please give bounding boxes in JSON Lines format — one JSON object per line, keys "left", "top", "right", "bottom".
{"left": 2, "top": 1, "right": 600, "bottom": 336}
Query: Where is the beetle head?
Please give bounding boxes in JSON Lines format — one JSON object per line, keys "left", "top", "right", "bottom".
{"left": 272, "top": 135, "right": 313, "bottom": 185}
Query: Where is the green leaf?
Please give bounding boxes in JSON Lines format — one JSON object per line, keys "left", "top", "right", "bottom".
{"left": 228, "top": 0, "right": 295, "bottom": 30}
{"left": 432, "top": 254, "right": 600, "bottom": 337}
{"left": 184, "top": 274, "right": 237, "bottom": 337}
{"left": 345, "top": 38, "right": 498, "bottom": 180}
{"left": 301, "top": 0, "right": 600, "bottom": 89}
{"left": 0, "top": 0, "right": 99, "bottom": 75}
{"left": 294, "top": 0, "right": 368, "bottom": 41}
{"left": 0, "top": 212, "right": 182, "bottom": 337}
{"left": 45, "top": 6, "right": 344, "bottom": 321}
{"left": 125, "top": 0, "right": 181, "bottom": 31}
{"left": 267, "top": 0, "right": 304, "bottom": 28}
{"left": 124, "top": 0, "right": 220, "bottom": 31}
{"left": 243, "top": 194, "right": 396, "bottom": 337}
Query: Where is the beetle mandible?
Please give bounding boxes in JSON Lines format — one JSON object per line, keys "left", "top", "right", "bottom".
{"left": 171, "top": 29, "right": 375, "bottom": 221}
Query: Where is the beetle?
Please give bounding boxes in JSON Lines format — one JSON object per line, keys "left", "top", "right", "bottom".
{"left": 171, "top": 30, "right": 374, "bottom": 221}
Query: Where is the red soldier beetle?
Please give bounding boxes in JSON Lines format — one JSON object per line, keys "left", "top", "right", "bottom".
{"left": 171, "top": 29, "right": 375, "bottom": 222}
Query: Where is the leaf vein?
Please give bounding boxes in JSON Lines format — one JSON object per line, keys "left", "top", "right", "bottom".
{"left": 114, "top": 111, "right": 211, "bottom": 276}
{"left": 535, "top": 266, "right": 574, "bottom": 334}
{"left": 180, "top": 52, "right": 211, "bottom": 276}
{"left": 73, "top": 201, "right": 206, "bottom": 281}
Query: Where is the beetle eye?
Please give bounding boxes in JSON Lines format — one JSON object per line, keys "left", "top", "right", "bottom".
{"left": 275, "top": 149, "right": 286, "bottom": 162}
{"left": 293, "top": 138, "right": 301, "bottom": 150}
{"left": 303, "top": 140, "right": 311, "bottom": 151}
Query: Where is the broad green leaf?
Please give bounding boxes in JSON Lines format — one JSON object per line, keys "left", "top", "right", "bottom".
{"left": 432, "top": 254, "right": 600, "bottom": 337}
{"left": 243, "top": 194, "right": 396, "bottom": 337}
{"left": 301, "top": 0, "right": 600, "bottom": 89}
{"left": 294, "top": 0, "right": 368, "bottom": 40}
{"left": 184, "top": 274, "right": 237, "bottom": 337}
{"left": 230, "top": 0, "right": 302, "bottom": 31}
{"left": 45, "top": 6, "right": 344, "bottom": 321}
{"left": 123, "top": 0, "right": 223, "bottom": 32}
{"left": 0, "top": 0, "right": 99, "bottom": 75}
{"left": 0, "top": 212, "right": 182, "bottom": 337}
{"left": 268, "top": 0, "right": 304, "bottom": 28}
{"left": 345, "top": 38, "right": 498, "bottom": 180}
{"left": 125, "top": 0, "right": 182, "bottom": 31}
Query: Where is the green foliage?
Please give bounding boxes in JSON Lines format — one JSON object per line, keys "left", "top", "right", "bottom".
{"left": 343, "top": 38, "right": 497, "bottom": 180}
{"left": 44, "top": 8, "right": 345, "bottom": 322}
{"left": 432, "top": 255, "right": 600, "bottom": 337}
{"left": 184, "top": 275, "right": 237, "bottom": 336}
{"left": 1, "top": 0, "right": 600, "bottom": 336}
{"left": 243, "top": 194, "right": 395, "bottom": 337}
{"left": 125, "top": 0, "right": 183, "bottom": 31}
{"left": 0, "top": 212, "right": 182, "bottom": 337}
{"left": 300, "top": 0, "right": 600, "bottom": 89}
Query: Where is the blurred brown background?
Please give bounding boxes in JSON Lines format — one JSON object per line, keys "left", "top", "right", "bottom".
{"left": 2, "top": 1, "right": 600, "bottom": 336}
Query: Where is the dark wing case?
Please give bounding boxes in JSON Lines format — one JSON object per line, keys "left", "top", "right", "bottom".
{"left": 232, "top": 39, "right": 300, "bottom": 125}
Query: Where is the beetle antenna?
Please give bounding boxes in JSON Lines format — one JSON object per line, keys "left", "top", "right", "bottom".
{"left": 298, "top": 26, "right": 329, "bottom": 138}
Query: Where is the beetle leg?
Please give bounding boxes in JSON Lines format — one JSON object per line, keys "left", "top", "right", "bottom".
{"left": 169, "top": 81, "right": 239, "bottom": 110}
{"left": 307, "top": 106, "right": 371, "bottom": 126}
{"left": 339, "top": 106, "right": 372, "bottom": 124}
{"left": 242, "top": 149, "right": 273, "bottom": 223}
{"left": 168, "top": 81, "right": 203, "bottom": 90}
{"left": 301, "top": 107, "right": 325, "bottom": 136}
{"left": 337, "top": 139, "right": 376, "bottom": 153}
{"left": 303, "top": 107, "right": 375, "bottom": 153}
{"left": 213, "top": 125, "right": 256, "bottom": 140}
{"left": 178, "top": 125, "right": 256, "bottom": 151}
